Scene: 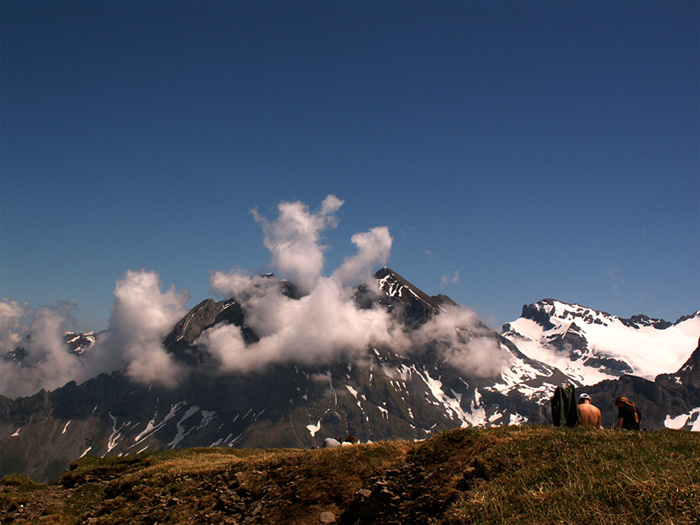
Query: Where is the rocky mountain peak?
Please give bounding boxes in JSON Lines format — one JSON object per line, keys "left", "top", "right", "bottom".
{"left": 518, "top": 299, "right": 681, "bottom": 331}
{"left": 373, "top": 267, "right": 457, "bottom": 327}
{"left": 162, "top": 298, "right": 253, "bottom": 365}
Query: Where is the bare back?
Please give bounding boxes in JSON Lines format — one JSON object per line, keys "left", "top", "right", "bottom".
{"left": 578, "top": 402, "right": 601, "bottom": 428}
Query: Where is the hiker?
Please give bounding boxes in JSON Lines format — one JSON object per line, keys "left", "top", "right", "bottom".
{"left": 577, "top": 393, "right": 601, "bottom": 428}
{"left": 341, "top": 435, "right": 357, "bottom": 446}
{"left": 614, "top": 396, "right": 641, "bottom": 430}
{"left": 322, "top": 435, "right": 342, "bottom": 448}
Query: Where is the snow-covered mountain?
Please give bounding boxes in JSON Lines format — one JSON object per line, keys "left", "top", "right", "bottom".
{"left": 501, "top": 299, "right": 700, "bottom": 385}
{"left": 1, "top": 271, "right": 699, "bottom": 482}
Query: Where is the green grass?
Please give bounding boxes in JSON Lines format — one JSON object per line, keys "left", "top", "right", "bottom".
{"left": 1, "top": 427, "right": 698, "bottom": 524}
{"left": 439, "top": 427, "right": 700, "bottom": 524}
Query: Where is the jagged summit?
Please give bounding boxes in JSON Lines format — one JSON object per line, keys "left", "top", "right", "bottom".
{"left": 373, "top": 267, "right": 458, "bottom": 327}
{"left": 375, "top": 267, "right": 447, "bottom": 311}
{"left": 516, "top": 299, "right": 685, "bottom": 330}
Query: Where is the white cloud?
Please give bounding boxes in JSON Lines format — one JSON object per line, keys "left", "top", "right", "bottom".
{"left": 93, "top": 269, "right": 189, "bottom": 387}
{"left": 441, "top": 270, "right": 460, "bottom": 286}
{"left": 198, "top": 275, "right": 409, "bottom": 373}
{"left": 332, "top": 226, "right": 392, "bottom": 288}
{"left": 409, "top": 306, "right": 512, "bottom": 378}
{"left": 0, "top": 304, "right": 81, "bottom": 398}
{"left": 0, "top": 298, "right": 29, "bottom": 355}
{"left": 251, "top": 195, "right": 344, "bottom": 293}
{"left": 0, "top": 270, "right": 190, "bottom": 398}
{"left": 198, "top": 196, "right": 409, "bottom": 372}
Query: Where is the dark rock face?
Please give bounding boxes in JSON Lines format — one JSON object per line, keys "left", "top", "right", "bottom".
{"left": 373, "top": 267, "right": 453, "bottom": 328}
{"left": 621, "top": 315, "right": 672, "bottom": 330}
{"left": 586, "top": 340, "right": 700, "bottom": 430}
{"left": 519, "top": 301, "right": 556, "bottom": 331}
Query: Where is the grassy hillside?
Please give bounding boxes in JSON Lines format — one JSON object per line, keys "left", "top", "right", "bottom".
{"left": 1, "top": 426, "right": 699, "bottom": 524}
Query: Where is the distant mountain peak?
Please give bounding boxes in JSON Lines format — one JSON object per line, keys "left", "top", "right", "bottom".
{"left": 374, "top": 267, "right": 456, "bottom": 314}
{"left": 518, "top": 299, "right": 689, "bottom": 331}
{"left": 502, "top": 299, "right": 700, "bottom": 384}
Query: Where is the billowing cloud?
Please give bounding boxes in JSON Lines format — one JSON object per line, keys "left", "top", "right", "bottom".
{"left": 197, "top": 275, "right": 408, "bottom": 373}
{"left": 93, "top": 269, "right": 189, "bottom": 387}
{"left": 0, "top": 304, "right": 81, "bottom": 398}
{"left": 332, "top": 227, "right": 392, "bottom": 288}
{"left": 0, "top": 298, "right": 29, "bottom": 354}
{"left": 409, "top": 306, "right": 512, "bottom": 378}
{"left": 0, "top": 195, "right": 507, "bottom": 397}
{"left": 0, "top": 270, "right": 189, "bottom": 398}
{"left": 251, "top": 195, "right": 344, "bottom": 293}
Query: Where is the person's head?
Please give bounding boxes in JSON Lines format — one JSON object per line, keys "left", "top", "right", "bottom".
{"left": 578, "top": 393, "right": 591, "bottom": 405}
{"left": 615, "top": 396, "right": 632, "bottom": 407}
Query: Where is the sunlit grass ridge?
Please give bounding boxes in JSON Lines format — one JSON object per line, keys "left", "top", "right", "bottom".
{"left": 1, "top": 426, "right": 698, "bottom": 524}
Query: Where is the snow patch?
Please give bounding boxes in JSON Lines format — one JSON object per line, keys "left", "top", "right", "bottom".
{"left": 107, "top": 413, "right": 128, "bottom": 453}
{"left": 168, "top": 406, "right": 201, "bottom": 448}
{"left": 133, "top": 401, "right": 185, "bottom": 446}
{"left": 665, "top": 408, "right": 700, "bottom": 431}
{"left": 307, "top": 421, "right": 322, "bottom": 437}
{"left": 417, "top": 367, "right": 485, "bottom": 427}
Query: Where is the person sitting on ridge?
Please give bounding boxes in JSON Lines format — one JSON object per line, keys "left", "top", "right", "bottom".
{"left": 341, "top": 435, "right": 357, "bottom": 445}
{"left": 615, "top": 396, "right": 641, "bottom": 430}
{"left": 577, "top": 393, "right": 601, "bottom": 428}
{"left": 322, "top": 435, "right": 342, "bottom": 448}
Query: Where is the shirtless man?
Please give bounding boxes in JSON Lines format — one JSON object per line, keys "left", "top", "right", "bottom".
{"left": 577, "top": 393, "right": 602, "bottom": 428}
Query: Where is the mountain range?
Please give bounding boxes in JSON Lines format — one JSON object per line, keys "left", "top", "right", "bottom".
{"left": 1, "top": 267, "right": 698, "bottom": 482}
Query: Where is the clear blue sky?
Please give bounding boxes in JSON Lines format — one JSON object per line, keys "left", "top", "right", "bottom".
{"left": 1, "top": 0, "right": 698, "bottom": 332}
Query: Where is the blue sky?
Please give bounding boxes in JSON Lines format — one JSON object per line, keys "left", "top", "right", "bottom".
{"left": 1, "top": 0, "right": 698, "bottom": 332}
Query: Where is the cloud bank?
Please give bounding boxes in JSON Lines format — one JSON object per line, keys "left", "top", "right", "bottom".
{"left": 0, "top": 303, "right": 81, "bottom": 398}
{"left": 0, "top": 195, "right": 507, "bottom": 398}
{"left": 0, "top": 270, "right": 188, "bottom": 397}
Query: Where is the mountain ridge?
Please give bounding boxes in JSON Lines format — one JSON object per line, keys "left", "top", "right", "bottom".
{"left": 501, "top": 298, "right": 700, "bottom": 384}
{"left": 1, "top": 268, "right": 699, "bottom": 482}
